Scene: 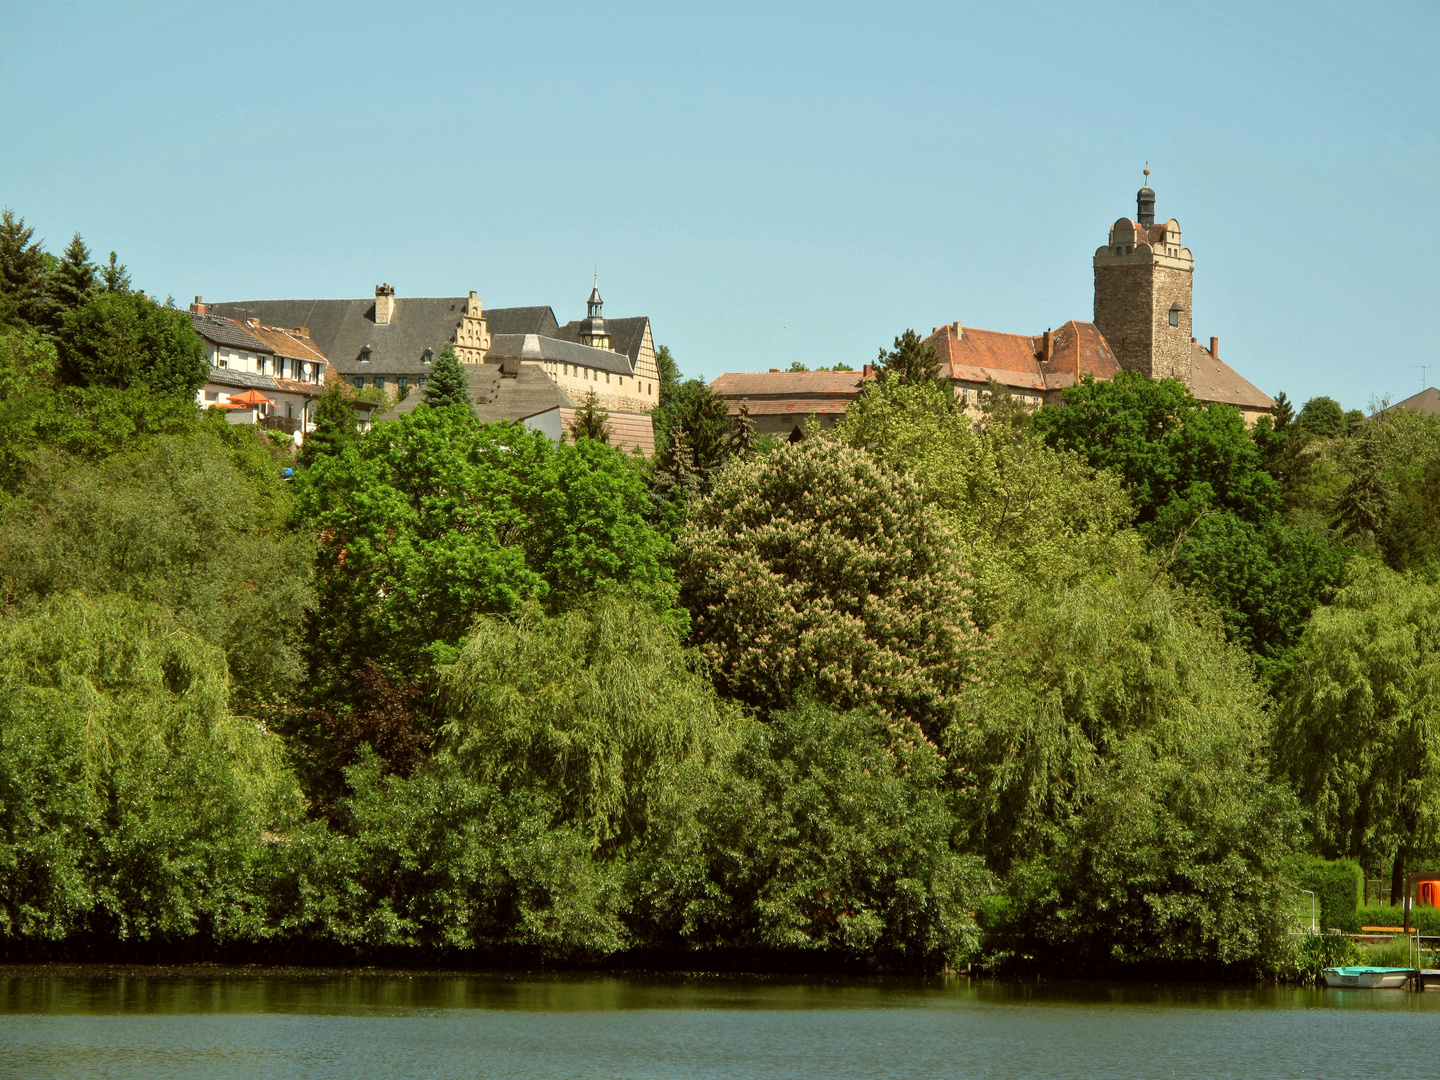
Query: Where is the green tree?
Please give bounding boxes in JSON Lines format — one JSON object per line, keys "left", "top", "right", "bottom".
{"left": 835, "top": 378, "right": 1133, "bottom": 628}
{"left": 1297, "top": 396, "right": 1350, "bottom": 438}
{"left": 49, "top": 232, "right": 97, "bottom": 312}
{"left": 676, "top": 439, "right": 978, "bottom": 737}
{"left": 685, "top": 699, "right": 986, "bottom": 972}
{"left": 1273, "top": 564, "right": 1440, "bottom": 888}
{"left": 443, "top": 597, "right": 731, "bottom": 849}
{"left": 296, "top": 408, "right": 678, "bottom": 693}
{"left": 725, "top": 400, "right": 757, "bottom": 461}
{"left": 787, "top": 361, "right": 810, "bottom": 372}
{"left": 0, "top": 594, "right": 301, "bottom": 942}
{"left": 874, "top": 328, "right": 942, "bottom": 387}
{"left": 569, "top": 388, "right": 613, "bottom": 444}
{"left": 654, "top": 343, "right": 681, "bottom": 405}
{"left": 0, "top": 424, "right": 313, "bottom": 704}
{"left": 298, "top": 381, "right": 362, "bottom": 467}
{"left": 0, "top": 209, "right": 51, "bottom": 328}
{"left": 1032, "top": 370, "right": 1280, "bottom": 525}
{"left": 99, "top": 251, "right": 131, "bottom": 294}
{"left": 421, "top": 344, "right": 470, "bottom": 409}
{"left": 56, "top": 291, "right": 209, "bottom": 399}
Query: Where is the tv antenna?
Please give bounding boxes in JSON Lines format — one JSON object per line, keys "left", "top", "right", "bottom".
{"left": 1413, "top": 364, "right": 1432, "bottom": 390}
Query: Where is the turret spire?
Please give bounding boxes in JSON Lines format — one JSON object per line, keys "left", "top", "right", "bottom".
{"left": 1137, "top": 166, "right": 1156, "bottom": 228}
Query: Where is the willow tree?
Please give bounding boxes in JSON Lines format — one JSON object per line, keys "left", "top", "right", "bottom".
{"left": 1274, "top": 563, "right": 1440, "bottom": 895}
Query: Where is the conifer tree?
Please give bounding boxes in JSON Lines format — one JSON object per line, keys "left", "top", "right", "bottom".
{"left": 422, "top": 344, "right": 470, "bottom": 409}
{"left": 569, "top": 388, "right": 613, "bottom": 444}
{"left": 726, "top": 400, "right": 757, "bottom": 461}
{"left": 0, "top": 209, "right": 50, "bottom": 327}
{"left": 51, "top": 233, "right": 97, "bottom": 311}
{"left": 299, "top": 381, "right": 362, "bottom": 467}
{"left": 875, "top": 328, "right": 944, "bottom": 388}
{"left": 100, "top": 251, "right": 131, "bottom": 293}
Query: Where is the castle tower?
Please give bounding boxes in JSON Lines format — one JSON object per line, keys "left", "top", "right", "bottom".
{"left": 578, "top": 279, "right": 611, "bottom": 350}
{"left": 1093, "top": 173, "right": 1193, "bottom": 381}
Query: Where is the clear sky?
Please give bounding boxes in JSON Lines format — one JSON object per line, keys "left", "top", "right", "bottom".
{"left": 3, "top": 1, "right": 1435, "bottom": 409}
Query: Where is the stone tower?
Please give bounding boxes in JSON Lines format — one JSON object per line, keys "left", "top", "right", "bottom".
{"left": 1093, "top": 175, "right": 1194, "bottom": 381}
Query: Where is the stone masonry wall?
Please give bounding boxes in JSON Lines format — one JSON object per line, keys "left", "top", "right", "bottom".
{"left": 1149, "top": 265, "right": 1193, "bottom": 382}
{"left": 1093, "top": 263, "right": 1155, "bottom": 375}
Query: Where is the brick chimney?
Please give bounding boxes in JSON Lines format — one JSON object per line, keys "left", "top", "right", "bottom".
{"left": 190, "top": 296, "right": 207, "bottom": 315}
{"left": 375, "top": 283, "right": 396, "bottom": 325}
{"left": 1042, "top": 329, "right": 1053, "bottom": 363}
{"left": 1209, "top": 336, "right": 1219, "bottom": 359}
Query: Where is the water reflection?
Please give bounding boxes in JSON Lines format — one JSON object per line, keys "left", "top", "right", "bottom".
{"left": 1, "top": 968, "right": 1435, "bottom": 1080}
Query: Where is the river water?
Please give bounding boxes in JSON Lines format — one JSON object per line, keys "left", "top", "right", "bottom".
{"left": 0, "top": 966, "right": 1434, "bottom": 1079}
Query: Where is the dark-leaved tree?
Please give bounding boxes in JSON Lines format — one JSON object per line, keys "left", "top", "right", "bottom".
{"left": 299, "top": 380, "right": 362, "bottom": 467}
{"left": 56, "top": 291, "right": 209, "bottom": 399}
{"left": 569, "top": 388, "right": 613, "bottom": 444}
{"left": 875, "top": 328, "right": 943, "bottom": 388}
{"left": 50, "top": 232, "right": 97, "bottom": 312}
{"left": 422, "top": 344, "right": 470, "bottom": 409}
{"left": 0, "top": 209, "right": 51, "bottom": 328}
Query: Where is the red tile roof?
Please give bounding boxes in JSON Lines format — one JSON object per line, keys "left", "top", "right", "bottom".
{"left": 709, "top": 370, "right": 867, "bottom": 399}
{"left": 240, "top": 321, "right": 329, "bottom": 365}
{"left": 922, "top": 320, "right": 1120, "bottom": 393}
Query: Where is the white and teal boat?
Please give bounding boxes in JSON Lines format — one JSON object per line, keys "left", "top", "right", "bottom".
{"left": 1322, "top": 966, "right": 1412, "bottom": 989}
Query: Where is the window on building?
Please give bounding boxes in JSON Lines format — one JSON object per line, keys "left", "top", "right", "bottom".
{"left": 375, "top": 378, "right": 386, "bottom": 389}
{"left": 397, "top": 378, "right": 408, "bottom": 392}
{"left": 1169, "top": 303, "right": 1182, "bottom": 327}
{"left": 257, "top": 357, "right": 267, "bottom": 374}
{"left": 353, "top": 378, "right": 364, "bottom": 389}
{"left": 417, "top": 378, "right": 427, "bottom": 387}
{"left": 605, "top": 372, "right": 610, "bottom": 383}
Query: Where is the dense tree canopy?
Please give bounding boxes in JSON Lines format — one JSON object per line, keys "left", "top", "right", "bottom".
{"left": 296, "top": 407, "right": 678, "bottom": 693}
{"left": 57, "top": 291, "right": 209, "bottom": 399}
{"left": 676, "top": 439, "right": 978, "bottom": 737}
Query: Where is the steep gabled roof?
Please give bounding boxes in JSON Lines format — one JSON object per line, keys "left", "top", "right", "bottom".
{"left": 238, "top": 322, "right": 329, "bottom": 364}
{"left": 1183, "top": 343, "right": 1275, "bottom": 411}
{"left": 553, "top": 315, "right": 651, "bottom": 364}
{"left": 922, "top": 320, "right": 1121, "bottom": 393}
{"left": 1382, "top": 386, "right": 1440, "bottom": 418}
{"left": 208, "top": 298, "right": 561, "bottom": 377}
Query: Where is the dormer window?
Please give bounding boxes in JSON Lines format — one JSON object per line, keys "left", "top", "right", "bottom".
{"left": 422, "top": 347, "right": 434, "bottom": 364}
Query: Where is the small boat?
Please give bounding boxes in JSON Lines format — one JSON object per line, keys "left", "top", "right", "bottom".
{"left": 1322, "top": 966, "right": 1412, "bottom": 989}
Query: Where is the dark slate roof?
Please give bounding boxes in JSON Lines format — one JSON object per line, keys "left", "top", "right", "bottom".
{"left": 203, "top": 366, "right": 283, "bottom": 392}
{"left": 191, "top": 313, "right": 272, "bottom": 353}
{"left": 487, "top": 333, "right": 636, "bottom": 376}
{"left": 552, "top": 315, "right": 650, "bottom": 364}
{"left": 206, "top": 298, "right": 561, "bottom": 377}
{"left": 378, "top": 362, "right": 575, "bottom": 425}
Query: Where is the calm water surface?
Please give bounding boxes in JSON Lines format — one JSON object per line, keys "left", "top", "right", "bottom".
{"left": 0, "top": 965, "right": 1434, "bottom": 1079}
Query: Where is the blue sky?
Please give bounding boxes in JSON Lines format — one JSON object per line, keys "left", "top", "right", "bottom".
{"left": 3, "top": 1, "right": 1435, "bottom": 408}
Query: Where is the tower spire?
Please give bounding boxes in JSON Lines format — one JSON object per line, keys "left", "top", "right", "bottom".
{"left": 1137, "top": 165, "right": 1156, "bottom": 228}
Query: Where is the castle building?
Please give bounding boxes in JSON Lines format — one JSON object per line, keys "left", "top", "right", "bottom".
{"left": 208, "top": 282, "right": 661, "bottom": 453}
{"left": 711, "top": 178, "right": 1274, "bottom": 427}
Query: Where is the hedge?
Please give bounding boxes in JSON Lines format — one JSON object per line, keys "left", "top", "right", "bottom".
{"left": 1289, "top": 856, "right": 1362, "bottom": 932}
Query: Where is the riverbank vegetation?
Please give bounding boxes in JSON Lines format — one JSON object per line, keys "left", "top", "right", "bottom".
{"left": 3, "top": 211, "right": 1440, "bottom": 977}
